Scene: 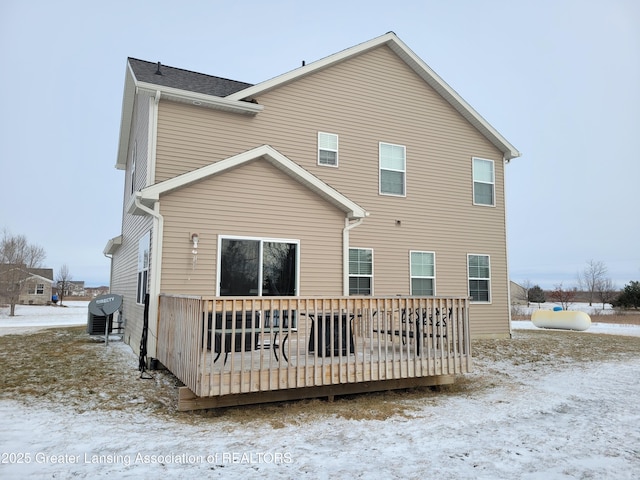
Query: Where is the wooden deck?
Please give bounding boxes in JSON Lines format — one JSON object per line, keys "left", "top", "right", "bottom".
{"left": 156, "top": 295, "right": 472, "bottom": 410}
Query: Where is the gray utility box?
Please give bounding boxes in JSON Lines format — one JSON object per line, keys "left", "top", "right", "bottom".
{"left": 87, "top": 312, "right": 113, "bottom": 335}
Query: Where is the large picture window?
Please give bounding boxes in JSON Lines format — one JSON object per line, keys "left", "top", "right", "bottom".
{"left": 136, "top": 231, "right": 150, "bottom": 304}
{"left": 349, "top": 248, "right": 373, "bottom": 295}
{"left": 218, "top": 237, "right": 298, "bottom": 296}
{"left": 473, "top": 157, "right": 495, "bottom": 206}
{"left": 468, "top": 254, "right": 491, "bottom": 302}
{"left": 410, "top": 251, "right": 435, "bottom": 296}
{"left": 379, "top": 143, "right": 406, "bottom": 196}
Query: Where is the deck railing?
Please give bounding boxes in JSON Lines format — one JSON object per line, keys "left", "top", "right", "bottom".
{"left": 156, "top": 295, "right": 472, "bottom": 399}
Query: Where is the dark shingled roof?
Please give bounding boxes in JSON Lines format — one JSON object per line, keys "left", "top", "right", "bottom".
{"left": 29, "top": 268, "right": 54, "bottom": 280}
{"left": 128, "top": 58, "right": 253, "bottom": 97}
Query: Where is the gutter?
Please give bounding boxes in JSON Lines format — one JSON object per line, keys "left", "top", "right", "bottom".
{"left": 135, "top": 82, "right": 264, "bottom": 115}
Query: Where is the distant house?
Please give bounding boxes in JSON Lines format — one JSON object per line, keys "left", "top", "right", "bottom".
{"left": 105, "top": 32, "right": 520, "bottom": 408}
{"left": 510, "top": 281, "right": 528, "bottom": 306}
{"left": 57, "top": 280, "right": 86, "bottom": 297}
{"left": 20, "top": 268, "right": 54, "bottom": 305}
{"left": 0, "top": 266, "right": 54, "bottom": 305}
{"left": 86, "top": 286, "right": 110, "bottom": 297}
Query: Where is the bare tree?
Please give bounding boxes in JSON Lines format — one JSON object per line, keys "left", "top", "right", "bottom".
{"left": 0, "top": 230, "right": 46, "bottom": 316}
{"left": 55, "top": 264, "right": 72, "bottom": 306}
{"left": 578, "top": 259, "right": 608, "bottom": 306}
{"left": 548, "top": 282, "right": 577, "bottom": 311}
{"left": 596, "top": 277, "right": 616, "bottom": 310}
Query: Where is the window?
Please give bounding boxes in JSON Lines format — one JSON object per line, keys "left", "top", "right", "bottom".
{"left": 136, "top": 231, "right": 150, "bottom": 304}
{"left": 130, "top": 141, "right": 137, "bottom": 195}
{"left": 468, "top": 254, "right": 491, "bottom": 302}
{"left": 380, "top": 143, "right": 406, "bottom": 196}
{"left": 410, "top": 251, "right": 435, "bottom": 296}
{"left": 318, "top": 132, "right": 338, "bottom": 166}
{"left": 473, "top": 158, "right": 495, "bottom": 206}
{"left": 30, "top": 283, "right": 44, "bottom": 295}
{"left": 349, "top": 248, "right": 373, "bottom": 295}
{"left": 218, "top": 236, "right": 298, "bottom": 296}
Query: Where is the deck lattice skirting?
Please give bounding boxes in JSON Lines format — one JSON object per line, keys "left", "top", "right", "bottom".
{"left": 156, "top": 295, "right": 472, "bottom": 409}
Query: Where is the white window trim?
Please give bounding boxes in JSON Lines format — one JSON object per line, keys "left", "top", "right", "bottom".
{"left": 379, "top": 142, "right": 406, "bottom": 197}
{"left": 472, "top": 157, "right": 495, "bottom": 207}
{"left": 136, "top": 231, "right": 150, "bottom": 305}
{"left": 348, "top": 247, "right": 374, "bottom": 295}
{"left": 409, "top": 251, "right": 436, "bottom": 296}
{"left": 216, "top": 234, "right": 300, "bottom": 297}
{"left": 317, "top": 132, "right": 339, "bottom": 167}
{"left": 467, "top": 253, "right": 491, "bottom": 303}
{"left": 130, "top": 140, "right": 137, "bottom": 195}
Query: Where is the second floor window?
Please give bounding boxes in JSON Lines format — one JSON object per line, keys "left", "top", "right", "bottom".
{"left": 318, "top": 132, "right": 338, "bottom": 166}
{"left": 379, "top": 143, "right": 406, "bottom": 196}
{"left": 473, "top": 157, "right": 495, "bottom": 206}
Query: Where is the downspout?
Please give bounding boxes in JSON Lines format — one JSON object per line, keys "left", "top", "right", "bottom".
{"left": 343, "top": 216, "right": 365, "bottom": 296}
{"left": 133, "top": 194, "right": 164, "bottom": 359}
{"left": 103, "top": 251, "right": 113, "bottom": 293}
{"left": 132, "top": 89, "right": 163, "bottom": 356}
{"left": 502, "top": 153, "right": 514, "bottom": 338}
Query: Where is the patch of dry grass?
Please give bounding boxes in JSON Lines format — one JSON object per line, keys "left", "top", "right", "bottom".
{"left": 512, "top": 311, "right": 640, "bottom": 325}
{"left": 589, "top": 312, "right": 640, "bottom": 325}
{"left": 0, "top": 325, "right": 638, "bottom": 427}
{"left": 0, "top": 327, "right": 180, "bottom": 415}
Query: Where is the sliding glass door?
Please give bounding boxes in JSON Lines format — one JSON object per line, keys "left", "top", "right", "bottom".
{"left": 219, "top": 237, "right": 298, "bottom": 296}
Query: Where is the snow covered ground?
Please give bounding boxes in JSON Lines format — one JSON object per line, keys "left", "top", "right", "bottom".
{"left": 0, "top": 301, "right": 88, "bottom": 336}
{"left": 1, "top": 302, "right": 639, "bottom": 479}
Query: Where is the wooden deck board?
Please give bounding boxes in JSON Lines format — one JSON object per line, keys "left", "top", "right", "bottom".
{"left": 193, "top": 335, "right": 468, "bottom": 397}
{"left": 157, "top": 295, "right": 472, "bottom": 407}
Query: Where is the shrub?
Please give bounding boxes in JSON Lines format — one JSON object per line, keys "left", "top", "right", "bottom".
{"left": 616, "top": 281, "right": 640, "bottom": 309}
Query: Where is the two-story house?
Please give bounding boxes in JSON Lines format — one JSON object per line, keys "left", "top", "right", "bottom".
{"left": 105, "top": 32, "right": 519, "bottom": 409}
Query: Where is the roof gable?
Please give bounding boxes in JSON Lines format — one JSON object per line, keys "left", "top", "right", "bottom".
{"left": 116, "top": 60, "right": 263, "bottom": 170}
{"left": 0, "top": 265, "right": 54, "bottom": 284}
{"left": 132, "top": 145, "right": 367, "bottom": 219}
{"left": 25, "top": 273, "right": 55, "bottom": 284}
{"left": 28, "top": 268, "right": 54, "bottom": 281}
{"left": 116, "top": 33, "right": 519, "bottom": 171}
{"left": 227, "top": 32, "right": 520, "bottom": 160}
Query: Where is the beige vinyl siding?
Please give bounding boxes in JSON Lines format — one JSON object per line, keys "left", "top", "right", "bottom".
{"left": 153, "top": 45, "right": 510, "bottom": 337}
{"left": 158, "top": 159, "right": 345, "bottom": 296}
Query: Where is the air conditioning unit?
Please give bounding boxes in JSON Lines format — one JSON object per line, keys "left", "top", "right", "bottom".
{"left": 87, "top": 311, "right": 113, "bottom": 335}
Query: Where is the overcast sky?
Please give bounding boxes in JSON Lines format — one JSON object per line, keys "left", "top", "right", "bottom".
{"left": 1, "top": 0, "right": 638, "bottom": 290}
